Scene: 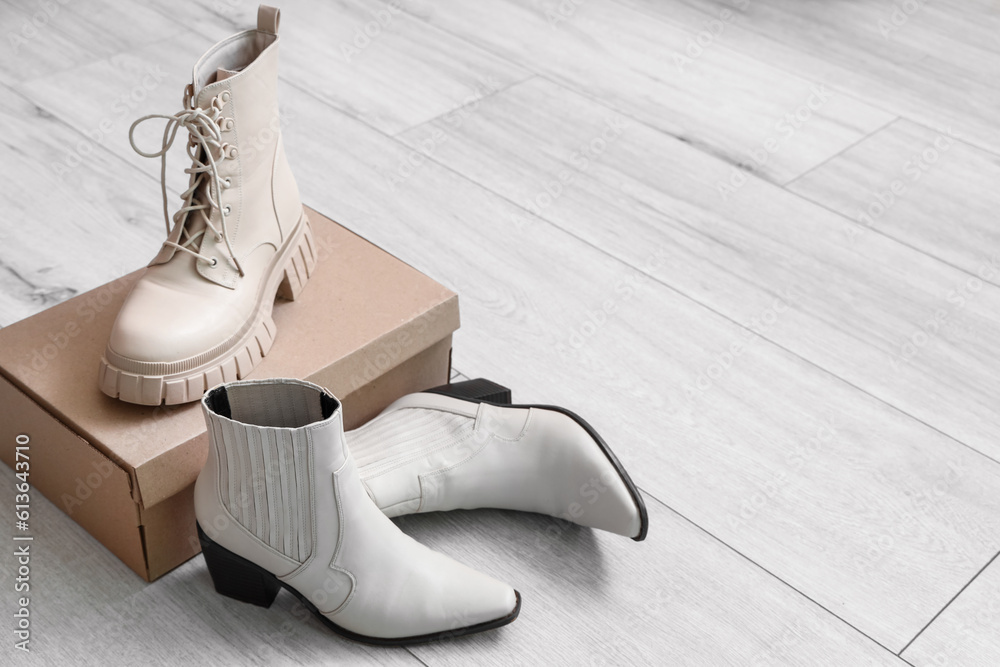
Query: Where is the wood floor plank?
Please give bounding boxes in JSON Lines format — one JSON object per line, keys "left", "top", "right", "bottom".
{"left": 138, "top": 0, "right": 531, "bottom": 134}
{"left": 15, "top": 30, "right": 234, "bottom": 196}
{"left": 275, "top": 82, "right": 1000, "bottom": 650}
{"left": 0, "top": 84, "right": 169, "bottom": 327}
{"left": 399, "top": 494, "right": 905, "bottom": 666}
{"left": 0, "top": 464, "right": 903, "bottom": 666}
{"left": 788, "top": 119, "right": 1000, "bottom": 288}
{"left": 0, "top": 0, "right": 185, "bottom": 84}
{"left": 2, "top": 1, "right": 996, "bottom": 661}
{"left": 903, "top": 552, "right": 1000, "bottom": 666}
{"left": 394, "top": 0, "right": 894, "bottom": 184}
{"left": 396, "top": 76, "right": 1000, "bottom": 467}
{"left": 619, "top": 0, "right": 1000, "bottom": 156}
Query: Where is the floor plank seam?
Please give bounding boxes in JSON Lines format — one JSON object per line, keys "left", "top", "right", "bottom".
{"left": 514, "top": 73, "right": 1000, "bottom": 295}
{"left": 396, "top": 0, "right": 922, "bottom": 165}
{"left": 782, "top": 116, "right": 900, "bottom": 187}
{"left": 612, "top": 0, "right": 994, "bottom": 157}
{"left": 5, "top": 3, "right": 997, "bottom": 660}
{"left": 432, "top": 367, "right": 903, "bottom": 657}
{"left": 530, "top": 71, "right": 768, "bottom": 169}
{"left": 897, "top": 547, "right": 1000, "bottom": 657}
{"left": 353, "top": 97, "right": 1000, "bottom": 474}
{"left": 389, "top": 75, "right": 538, "bottom": 137}
{"left": 535, "top": 67, "right": 784, "bottom": 179}
{"left": 638, "top": 487, "right": 906, "bottom": 658}
{"left": 781, "top": 182, "right": 1000, "bottom": 293}
{"left": 100, "top": 64, "right": 1000, "bottom": 477}
{"left": 891, "top": 110, "right": 1000, "bottom": 159}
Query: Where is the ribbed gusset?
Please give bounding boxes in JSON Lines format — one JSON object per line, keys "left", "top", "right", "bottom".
{"left": 348, "top": 408, "right": 474, "bottom": 471}
{"left": 209, "top": 413, "right": 313, "bottom": 562}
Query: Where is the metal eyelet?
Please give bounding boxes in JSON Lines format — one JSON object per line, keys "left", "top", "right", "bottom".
{"left": 209, "top": 257, "right": 219, "bottom": 267}
{"left": 223, "top": 205, "right": 232, "bottom": 216}
{"left": 223, "top": 177, "right": 232, "bottom": 188}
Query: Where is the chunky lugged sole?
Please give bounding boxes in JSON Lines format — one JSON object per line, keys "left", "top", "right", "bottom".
{"left": 196, "top": 523, "right": 521, "bottom": 647}
{"left": 99, "top": 212, "right": 316, "bottom": 406}
{"left": 425, "top": 378, "right": 650, "bottom": 542}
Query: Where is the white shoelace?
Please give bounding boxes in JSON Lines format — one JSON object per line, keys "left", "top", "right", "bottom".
{"left": 129, "top": 86, "right": 244, "bottom": 276}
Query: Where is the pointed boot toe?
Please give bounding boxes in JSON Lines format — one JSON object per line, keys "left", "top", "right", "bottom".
{"left": 398, "top": 543, "right": 520, "bottom": 632}
{"left": 194, "top": 377, "right": 520, "bottom": 645}
{"left": 313, "top": 451, "right": 519, "bottom": 641}
{"left": 331, "top": 524, "right": 521, "bottom": 640}
{"left": 353, "top": 378, "right": 648, "bottom": 541}
{"left": 548, "top": 410, "right": 647, "bottom": 540}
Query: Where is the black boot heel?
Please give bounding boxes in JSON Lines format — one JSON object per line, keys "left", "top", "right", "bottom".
{"left": 197, "top": 523, "right": 282, "bottom": 608}
{"left": 425, "top": 378, "right": 512, "bottom": 404}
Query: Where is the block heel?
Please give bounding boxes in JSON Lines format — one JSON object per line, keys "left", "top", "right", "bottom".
{"left": 425, "top": 378, "right": 512, "bottom": 404}
{"left": 197, "top": 523, "right": 281, "bottom": 608}
{"left": 276, "top": 217, "right": 317, "bottom": 302}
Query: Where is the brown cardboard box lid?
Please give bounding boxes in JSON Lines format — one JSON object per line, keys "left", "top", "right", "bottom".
{"left": 0, "top": 207, "right": 459, "bottom": 509}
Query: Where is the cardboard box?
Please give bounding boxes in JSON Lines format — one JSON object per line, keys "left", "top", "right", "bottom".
{"left": 0, "top": 207, "right": 459, "bottom": 581}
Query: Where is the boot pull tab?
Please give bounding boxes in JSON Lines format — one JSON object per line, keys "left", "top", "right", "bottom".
{"left": 257, "top": 4, "right": 280, "bottom": 34}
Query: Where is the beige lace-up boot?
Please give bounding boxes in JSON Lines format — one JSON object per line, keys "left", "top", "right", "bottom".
{"left": 100, "top": 5, "right": 314, "bottom": 405}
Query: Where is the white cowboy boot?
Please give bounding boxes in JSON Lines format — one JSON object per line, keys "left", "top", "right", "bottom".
{"left": 100, "top": 6, "right": 314, "bottom": 405}
{"left": 195, "top": 378, "right": 520, "bottom": 645}
{"left": 350, "top": 379, "right": 649, "bottom": 541}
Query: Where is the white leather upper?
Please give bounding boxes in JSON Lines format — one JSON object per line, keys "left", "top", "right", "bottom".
{"left": 350, "top": 407, "right": 476, "bottom": 514}
{"left": 352, "top": 393, "right": 643, "bottom": 539}
{"left": 195, "top": 379, "right": 517, "bottom": 640}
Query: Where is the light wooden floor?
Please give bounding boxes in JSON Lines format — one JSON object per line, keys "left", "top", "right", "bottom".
{"left": 1, "top": 0, "right": 998, "bottom": 664}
